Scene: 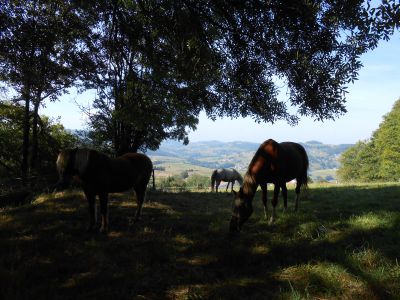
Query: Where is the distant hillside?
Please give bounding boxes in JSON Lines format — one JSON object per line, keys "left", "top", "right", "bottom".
{"left": 147, "top": 140, "right": 353, "bottom": 180}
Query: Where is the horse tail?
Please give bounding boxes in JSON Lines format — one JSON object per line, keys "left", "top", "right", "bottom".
{"left": 298, "top": 145, "right": 309, "bottom": 195}
{"left": 211, "top": 170, "right": 217, "bottom": 192}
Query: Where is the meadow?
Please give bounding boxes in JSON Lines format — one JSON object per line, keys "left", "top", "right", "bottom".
{"left": 1, "top": 183, "right": 400, "bottom": 299}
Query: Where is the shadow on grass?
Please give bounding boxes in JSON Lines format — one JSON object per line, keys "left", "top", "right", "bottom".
{"left": 0, "top": 184, "right": 399, "bottom": 299}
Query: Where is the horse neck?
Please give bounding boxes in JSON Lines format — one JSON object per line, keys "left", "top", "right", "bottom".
{"left": 242, "top": 172, "right": 258, "bottom": 199}
{"left": 234, "top": 171, "right": 243, "bottom": 185}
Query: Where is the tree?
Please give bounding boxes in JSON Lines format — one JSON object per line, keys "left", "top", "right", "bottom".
{"left": 0, "top": 101, "right": 24, "bottom": 175}
{"left": 372, "top": 99, "right": 400, "bottom": 180}
{"left": 83, "top": 0, "right": 400, "bottom": 154}
{"left": 0, "top": 0, "right": 95, "bottom": 180}
{"left": 338, "top": 99, "right": 400, "bottom": 182}
{"left": 0, "top": 101, "right": 80, "bottom": 180}
{"left": 186, "top": 174, "right": 210, "bottom": 189}
{"left": 84, "top": 1, "right": 219, "bottom": 154}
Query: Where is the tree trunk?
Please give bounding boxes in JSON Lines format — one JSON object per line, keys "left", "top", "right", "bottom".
{"left": 30, "top": 97, "right": 40, "bottom": 173}
{"left": 21, "top": 93, "right": 31, "bottom": 185}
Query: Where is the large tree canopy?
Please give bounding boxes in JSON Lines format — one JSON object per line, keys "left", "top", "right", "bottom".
{"left": 1, "top": 0, "right": 400, "bottom": 158}
{"left": 84, "top": 0, "right": 400, "bottom": 154}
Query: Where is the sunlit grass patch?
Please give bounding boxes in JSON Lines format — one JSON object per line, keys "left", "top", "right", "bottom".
{"left": 348, "top": 211, "right": 395, "bottom": 230}
{"left": 186, "top": 254, "right": 218, "bottom": 266}
{"left": 350, "top": 247, "right": 390, "bottom": 270}
{"left": 173, "top": 234, "right": 195, "bottom": 252}
{"left": 348, "top": 247, "right": 400, "bottom": 296}
{"left": 276, "top": 262, "right": 373, "bottom": 299}
{"left": 170, "top": 277, "right": 270, "bottom": 300}
{"left": 296, "top": 221, "right": 328, "bottom": 240}
{"left": 251, "top": 243, "right": 270, "bottom": 255}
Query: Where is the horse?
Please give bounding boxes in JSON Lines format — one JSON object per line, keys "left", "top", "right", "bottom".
{"left": 211, "top": 168, "right": 243, "bottom": 192}
{"left": 55, "top": 148, "right": 153, "bottom": 234}
{"left": 229, "top": 139, "right": 308, "bottom": 233}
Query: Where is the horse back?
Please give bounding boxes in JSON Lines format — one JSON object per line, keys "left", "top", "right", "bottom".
{"left": 111, "top": 153, "right": 153, "bottom": 190}
{"left": 84, "top": 151, "right": 153, "bottom": 193}
{"left": 249, "top": 140, "right": 308, "bottom": 183}
{"left": 278, "top": 142, "right": 309, "bottom": 181}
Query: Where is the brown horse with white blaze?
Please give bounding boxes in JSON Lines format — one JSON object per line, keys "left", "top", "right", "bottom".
{"left": 229, "top": 139, "right": 309, "bottom": 233}
{"left": 55, "top": 148, "right": 153, "bottom": 233}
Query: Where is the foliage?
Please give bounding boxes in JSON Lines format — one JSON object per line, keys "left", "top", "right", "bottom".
{"left": 0, "top": 0, "right": 95, "bottom": 177}
{"left": 0, "top": 101, "right": 80, "bottom": 179}
{"left": 158, "top": 176, "right": 187, "bottom": 191}
{"left": 157, "top": 173, "right": 210, "bottom": 191}
{"left": 180, "top": 170, "right": 189, "bottom": 179}
{"left": 1, "top": 183, "right": 400, "bottom": 299}
{"left": 338, "top": 99, "right": 400, "bottom": 182}
{"left": 186, "top": 174, "right": 210, "bottom": 189}
{"left": 83, "top": 1, "right": 400, "bottom": 154}
{"left": 0, "top": 101, "right": 23, "bottom": 174}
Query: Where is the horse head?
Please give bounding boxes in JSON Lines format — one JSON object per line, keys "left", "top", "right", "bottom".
{"left": 54, "top": 148, "right": 89, "bottom": 191}
{"left": 229, "top": 187, "right": 253, "bottom": 233}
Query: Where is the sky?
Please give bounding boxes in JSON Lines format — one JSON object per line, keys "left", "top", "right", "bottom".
{"left": 42, "top": 33, "right": 400, "bottom": 145}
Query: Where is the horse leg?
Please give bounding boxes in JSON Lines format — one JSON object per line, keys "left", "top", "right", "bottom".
{"left": 216, "top": 180, "right": 220, "bottom": 193}
{"left": 269, "top": 184, "right": 280, "bottom": 224}
{"left": 134, "top": 188, "right": 146, "bottom": 222}
{"left": 261, "top": 184, "right": 268, "bottom": 218}
{"left": 231, "top": 181, "right": 235, "bottom": 192}
{"left": 99, "top": 192, "right": 109, "bottom": 234}
{"left": 226, "top": 181, "right": 230, "bottom": 191}
{"left": 294, "top": 181, "right": 301, "bottom": 211}
{"left": 84, "top": 190, "right": 96, "bottom": 232}
{"left": 282, "top": 184, "right": 288, "bottom": 211}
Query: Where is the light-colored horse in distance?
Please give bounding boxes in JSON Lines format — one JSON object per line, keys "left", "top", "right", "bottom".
{"left": 211, "top": 168, "right": 243, "bottom": 192}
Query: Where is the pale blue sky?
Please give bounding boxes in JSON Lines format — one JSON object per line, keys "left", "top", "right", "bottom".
{"left": 43, "top": 32, "right": 400, "bottom": 145}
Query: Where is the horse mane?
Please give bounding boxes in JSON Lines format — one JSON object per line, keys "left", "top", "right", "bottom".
{"left": 74, "top": 148, "right": 91, "bottom": 175}
{"left": 242, "top": 172, "right": 257, "bottom": 197}
{"left": 241, "top": 139, "right": 279, "bottom": 197}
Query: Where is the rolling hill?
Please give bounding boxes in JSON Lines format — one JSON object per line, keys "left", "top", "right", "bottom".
{"left": 147, "top": 140, "right": 353, "bottom": 181}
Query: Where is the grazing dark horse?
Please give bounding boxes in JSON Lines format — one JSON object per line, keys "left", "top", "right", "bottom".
{"left": 230, "top": 139, "right": 308, "bottom": 232}
{"left": 211, "top": 168, "right": 243, "bottom": 192}
{"left": 55, "top": 148, "right": 153, "bottom": 233}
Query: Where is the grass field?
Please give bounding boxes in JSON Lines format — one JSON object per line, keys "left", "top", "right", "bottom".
{"left": 1, "top": 183, "right": 400, "bottom": 299}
